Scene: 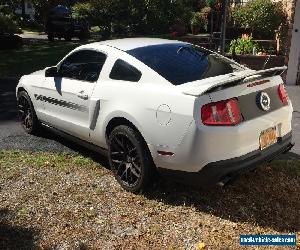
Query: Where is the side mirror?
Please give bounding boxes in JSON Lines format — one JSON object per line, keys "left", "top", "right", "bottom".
{"left": 45, "top": 66, "right": 60, "bottom": 77}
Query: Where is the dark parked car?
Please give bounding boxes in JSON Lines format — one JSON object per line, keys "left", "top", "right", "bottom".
{"left": 0, "top": 33, "right": 23, "bottom": 50}
{"left": 45, "top": 5, "right": 89, "bottom": 41}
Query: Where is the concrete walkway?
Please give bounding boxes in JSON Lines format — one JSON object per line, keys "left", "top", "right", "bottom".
{"left": 19, "top": 31, "right": 48, "bottom": 40}
{"left": 287, "top": 86, "right": 300, "bottom": 155}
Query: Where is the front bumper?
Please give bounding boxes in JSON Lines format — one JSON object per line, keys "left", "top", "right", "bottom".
{"left": 158, "top": 132, "right": 294, "bottom": 188}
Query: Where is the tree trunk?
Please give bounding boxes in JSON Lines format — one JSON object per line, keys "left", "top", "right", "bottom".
{"left": 220, "top": 0, "right": 229, "bottom": 55}
{"left": 21, "top": 0, "right": 26, "bottom": 18}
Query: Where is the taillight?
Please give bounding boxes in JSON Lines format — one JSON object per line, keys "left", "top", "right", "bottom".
{"left": 201, "top": 98, "right": 243, "bottom": 126}
{"left": 278, "top": 84, "right": 289, "bottom": 106}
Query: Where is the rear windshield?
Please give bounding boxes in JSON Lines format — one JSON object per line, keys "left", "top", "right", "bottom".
{"left": 127, "top": 44, "right": 243, "bottom": 85}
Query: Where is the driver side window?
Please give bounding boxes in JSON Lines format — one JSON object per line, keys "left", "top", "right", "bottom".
{"left": 59, "top": 50, "right": 107, "bottom": 82}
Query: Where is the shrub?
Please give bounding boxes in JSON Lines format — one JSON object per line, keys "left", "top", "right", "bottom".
{"left": 206, "top": 0, "right": 222, "bottom": 8}
{"left": 206, "top": 0, "right": 216, "bottom": 7}
{"left": 0, "top": 13, "right": 19, "bottom": 34}
{"left": 74, "top": 0, "right": 210, "bottom": 36}
{"left": 191, "top": 8, "right": 209, "bottom": 31}
{"left": 201, "top": 6, "right": 212, "bottom": 18}
{"left": 229, "top": 34, "right": 259, "bottom": 55}
{"left": 232, "top": 0, "right": 286, "bottom": 38}
{"left": 72, "top": 2, "right": 94, "bottom": 22}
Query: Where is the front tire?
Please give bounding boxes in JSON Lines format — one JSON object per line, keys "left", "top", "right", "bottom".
{"left": 17, "top": 91, "right": 40, "bottom": 135}
{"left": 108, "top": 125, "right": 154, "bottom": 193}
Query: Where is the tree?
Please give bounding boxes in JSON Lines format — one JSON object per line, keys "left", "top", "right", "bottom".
{"left": 232, "top": 0, "right": 286, "bottom": 38}
{"left": 21, "top": 0, "right": 25, "bottom": 18}
{"left": 70, "top": 0, "right": 212, "bottom": 36}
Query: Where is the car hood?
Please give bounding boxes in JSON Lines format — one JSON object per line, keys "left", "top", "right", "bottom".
{"left": 177, "top": 66, "right": 287, "bottom": 96}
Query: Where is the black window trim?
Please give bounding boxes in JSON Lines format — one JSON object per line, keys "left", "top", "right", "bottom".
{"left": 57, "top": 48, "right": 108, "bottom": 83}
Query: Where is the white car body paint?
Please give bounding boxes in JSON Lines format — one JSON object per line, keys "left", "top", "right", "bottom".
{"left": 17, "top": 38, "right": 293, "bottom": 176}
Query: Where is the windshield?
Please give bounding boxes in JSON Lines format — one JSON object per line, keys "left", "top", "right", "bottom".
{"left": 127, "top": 44, "right": 244, "bottom": 85}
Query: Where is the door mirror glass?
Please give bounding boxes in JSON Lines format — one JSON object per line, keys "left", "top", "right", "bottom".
{"left": 45, "top": 66, "right": 60, "bottom": 77}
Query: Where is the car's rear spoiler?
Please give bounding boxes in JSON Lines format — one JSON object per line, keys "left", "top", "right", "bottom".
{"left": 181, "top": 66, "right": 287, "bottom": 96}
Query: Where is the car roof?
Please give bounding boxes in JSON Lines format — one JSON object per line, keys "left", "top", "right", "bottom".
{"left": 90, "top": 38, "right": 188, "bottom": 51}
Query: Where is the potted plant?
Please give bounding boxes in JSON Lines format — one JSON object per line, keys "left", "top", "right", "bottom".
{"left": 229, "top": 34, "right": 259, "bottom": 55}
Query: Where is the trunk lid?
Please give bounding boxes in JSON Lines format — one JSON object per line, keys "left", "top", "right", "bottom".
{"left": 183, "top": 66, "right": 289, "bottom": 124}
{"left": 178, "top": 66, "right": 287, "bottom": 97}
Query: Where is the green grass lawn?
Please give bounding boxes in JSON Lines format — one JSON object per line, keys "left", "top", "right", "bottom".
{"left": 0, "top": 41, "right": 81, "bottom": 78}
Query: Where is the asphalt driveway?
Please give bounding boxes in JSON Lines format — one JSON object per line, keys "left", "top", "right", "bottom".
{"left": 0, "top": 78, "right": 76, "bottom": 153}
{"left": 0, "top": 78, "right": 299, "bottom": 158}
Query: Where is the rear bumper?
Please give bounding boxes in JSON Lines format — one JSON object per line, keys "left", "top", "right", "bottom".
{"left": 158, "top": 132, "right": 294, "bottom": 188}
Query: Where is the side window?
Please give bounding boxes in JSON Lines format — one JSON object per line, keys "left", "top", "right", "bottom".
{"left": 109, "top": 59, "right": 142, "bottom": 82}
{"left": 59, "top": 50, "right": 107, "bottom": 82}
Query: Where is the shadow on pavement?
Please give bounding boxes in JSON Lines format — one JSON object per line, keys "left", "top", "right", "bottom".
{"left": 0, "top": 78, "right": 19, "bottom": 122}
{"left": 0, "top": 209, "right": 39, "bottom": 250}
{"left": 39, "top": 128, "right": 110, "bottom": 168}
{"left": 146, "top": 162, "right": 300, "bottom": 233}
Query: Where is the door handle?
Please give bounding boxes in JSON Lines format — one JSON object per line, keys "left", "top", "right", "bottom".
{"left": 77, "top": 91, "right": 88, "bottom": 100}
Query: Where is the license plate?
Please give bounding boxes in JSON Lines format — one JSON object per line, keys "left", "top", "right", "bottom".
{"left": 259, "top": 127, "right": 277, "bottom": 150}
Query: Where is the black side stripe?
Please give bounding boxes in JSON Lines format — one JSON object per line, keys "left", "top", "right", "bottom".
{"left": 34, "top": 94, "right": 88, "bottom": 112}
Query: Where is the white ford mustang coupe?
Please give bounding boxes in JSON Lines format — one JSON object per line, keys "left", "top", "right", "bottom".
{"left": 16, "top": 38, "right": 294, "bottom": 193}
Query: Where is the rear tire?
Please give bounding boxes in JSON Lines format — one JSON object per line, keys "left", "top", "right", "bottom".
{"left": 17, "top": 91, "right": 40, "bottom": 135}
{"left": 108, "top": 125, "right": 154, "bottom": 193}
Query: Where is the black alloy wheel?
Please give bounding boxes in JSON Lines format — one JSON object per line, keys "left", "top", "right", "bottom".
{"left": 108, "top": 125, "right": 154, "bottom": 193}
{"left": 17, "top": 91, "right": 40, "bottom": 134}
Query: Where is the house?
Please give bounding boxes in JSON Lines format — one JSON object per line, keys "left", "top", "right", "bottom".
{"left": 15, "top": 0, "right": 35, "bottom": 20}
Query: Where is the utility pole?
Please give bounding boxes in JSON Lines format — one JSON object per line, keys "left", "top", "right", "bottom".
{"left": 220, "top": 0, "right": 229, "bottom": 55}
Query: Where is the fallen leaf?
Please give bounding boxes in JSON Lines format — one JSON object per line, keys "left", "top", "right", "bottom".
{"left": 197, "top": 242, "right": 205, "bottom": 249}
